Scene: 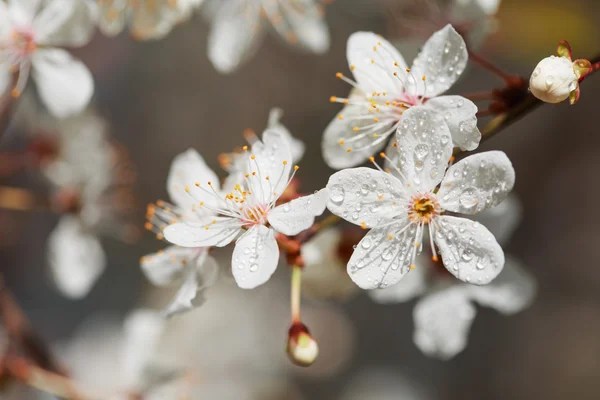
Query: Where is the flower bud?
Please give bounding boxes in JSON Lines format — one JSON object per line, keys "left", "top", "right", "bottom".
{"left": 286, "top": 323, "right": 319, "bottom": 367}
{"left": 529, "top": 55, "right": 578, "bottom": 104}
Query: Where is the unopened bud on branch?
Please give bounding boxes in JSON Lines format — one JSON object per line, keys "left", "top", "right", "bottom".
{"left": 286, "top": 322, "right": 319, "bottom": 367}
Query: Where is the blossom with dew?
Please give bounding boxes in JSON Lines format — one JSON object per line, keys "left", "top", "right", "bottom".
{"left": 529, "top": 40, "right": 592, "bottom": 105}
{"left": 41, "top": 111, "right": 138, "bottom": 298}
{"left": 326, "top": 106, "right": 515, "bottom": 290}
{"left": 141, "top": 148, "right": 220, "bottom": 317}
{"left": 323, "top": 24, "right": 481, "bottom": 169}
{"left": 0, "top": 0, "right": 96, "bottom": 117}
{"left": 164, "top": 130, "right": 328, "bottom": 289}
{"left": 205, "top": 0, "right": 330, "bottom": 74}
{"left": 370, "top": 195, "right": 536, "bottom": 359}
{"left": 95, "top": 0, "right": 201, "bottom": 40}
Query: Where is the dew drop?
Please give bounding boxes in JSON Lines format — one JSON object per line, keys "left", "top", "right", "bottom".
{"left": 545, "top": 75, "right": 555, "bottom": 87}
{"left": 330, "top": 184, "right": 345, "bottom": 204}
{"left": 461, "top": 248, "right": 474, "bottom": 261}
{"left": 459, "top": 187, "right": 478, "bottom": 209}
{"left": 361, "top": 238, "right": 372, "bottom": 249}
{"left": 249, "top": 263, "right": 258, "bottom": 272}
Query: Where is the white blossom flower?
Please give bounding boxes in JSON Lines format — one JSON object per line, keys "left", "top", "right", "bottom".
{"left": 164, "top": 130, "right": 328, "bottom": 289}
{"left": 205, "top": 0, "right": 330, "bottom": 74}
{"left": 323, "top": 25, "right": 480, "bottom": 169}
{"left": 141, "top": 148, "right": 220, "bottom": 317}
{"left": 447, "top": 0, "right": 500, "bottom": 48}
{"left": 326, "top": 106, "right": 514, "bottom": 290}
{"left": 529, "top": 41, "right": 592, "bottom": 105}
{"left": 95, "top": 0, "right": 201, "bottom": 40}
{"left": 370, "top": 195, "right": 536, "bottom": 359}
{"left": 42, "top": 112, "right": 138, "bottom": 299}
{"left": 0, "top": 0, "right": 96, "bottom": 117}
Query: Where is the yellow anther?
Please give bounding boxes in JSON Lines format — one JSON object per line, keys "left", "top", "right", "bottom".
{"left": 379, "top": 152, "right": 386, "bottom": 158}
{"left": 243, "top": 145, "right": 248, "bottom": 151}
{"left": 338, "top": 114, "right": 344, "bottom": 120}
{"left": 373, "top": 133, "right": 378, "bottom": 138}
{"left": 144, "top": 222, "right": 152, "bottom": 230}
{"left": 346, "top": 148, "right": 352, "bottom": 153}
{"left": 392, "top": 142, "right": 398, "bottom": 147}
{"left": 181, "top": 259, "right": 187, "bottom": 265}
{"left": 414, "top": 242, "right": 420, "bottom": 247}
{"left": 195, "top": 182, "right": 200, "bottom": 187}
{"left": 422, "top": 76, "right": 426, "bottom": 81}
{"left": 265, "top": 176, "right": 270, "bottom": 180}
{"left": 294, "top": 165, "right": 300, "bottom": 171}
{"left": 361, "top": 222, "right": 367, "bottom": 229}
{"left": 199, "top": 201, "right": 204, "bottom": 206}
{"left": 184, "top": 185, "right": 190, "bottom": 193}
{"left": 330, "top": 96, "right": 337, "bottom": 102}
{"left": 283, "top": 160, "right": 288, "bottom": 165}
{"left": 394, "top": 62, "right": 398, "bottom": 67}
{"left": 409, "top": 264, "right": 416, "bottom": 270}
{"left": 350, "top": 64, "right": 356, "bottom": 71}
{"left": 369, "top": 156, "right": 375, "bottom": 163}
{"left": 432, "top": 255, "right": 439, "bottom": 262}
{"left": 252, "top": 172, "right": 257, "bottom": 176}
{"left": 339, "top": 139, "right": 345, "bottom": 145}
{"left": 370, "top": 59, "right": 375, "bottom": 64}
{"left": 245, "top": 173, "right": 249, "bottom": 178}
{"left": 388, "top": 234, "right": 393, "bottom": 240}
{"left": 373, "top": 118, "right": 379, "bottom": 122}
{"left": 207, "top": 181, "right": 212, "bottom": 186}
{"left": 250, "top": 155, "right": 256, "bottom": 160}
{"left": 156, "top": 233, "right": 164, "bottom": 240}
{"left": 335, "top": 72, "right": 343, "bottom": 78}
{"left": 212, "top": 220, "right": 216, "bottom": 224}
{"left": 406, "top": 68, "right": 411, "bottom": 72}
{"left": 205, "top": 226, "right": 209, "bottom": 230}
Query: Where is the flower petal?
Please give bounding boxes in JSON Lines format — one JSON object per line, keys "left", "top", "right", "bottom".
{"left": 424, "top": 95, "right": 481, "bottom": 151}
{"left": 166, "top": 148, "right": 220, "bottom": 212}
{"left": 140, "top": 245, "right": 198, "bottom": 286}
{"left": 31, "top": 48, "right": 93, "bottom": 118}
{"left": 413, "top": 286, "right": 476, "bottom": 360}
{"left": 468, "top": 255, "right": 536, "bottom": 314}
{"left": 347, "top": 32, "right": 408, "bottom": 93}
{"left": 267, "top": 0, "right": 329, "bottom": 54}
{"left": 267, "top": 108, "right": 305, "bottom": 163}
{"left": 326, "top": 167, "right": 408, "bottom": 228}
{"left": 164, "top": 217, "right": 241, "bottom": 248}
{"left": 434, "top": 215, "right": 505, "bottom": 285}
{"left": 347, "top": 223, "right": 415, "bottom": 290}
{"left": 96, "top": 0, "right": 128, "bottom": 36}
{"left": 411, "top": 24, "right": 468, "bottom": 97}
{"left": 368, "top": 254, "right": 427, "bottom": 303}
{"left": 164, "top": 253, "right": 219, "bottom": 318}
{"left": 7, "top": 0, "right": 40, "bottom": 25}
{"left": 268, "top": 189, "right": 328, "bottom": 236}
{"left": 249, "top": 129, "right": 293, "bottom": 204}
{"left": 468, "top": 194, "right": 521, "bottom": 246}
{"left": 231, "top": 225, "right": 279, "bottom": 289}
{"left": 47, "top": 216, "right": 106, "bottom": 299}
{"left": 34, "top": 0, "right": 97, "bottom": 47}
{"left": 207, "top": 1, "right": 263, "bottom": 73}
{"left": 437, "top": 151, "right": 515, "bottom": 214}
{"left": 322, "top": 105, "right": 396, "bottom": 169}
{"left": 394, "top": 106, "right": 453, "bottom": 191}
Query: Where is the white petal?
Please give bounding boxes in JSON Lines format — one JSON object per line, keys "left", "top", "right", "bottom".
{"left": 207, "top": 1, "right": 263, "bottom": 74}
{"left": 140, "top": 245, "right": 198, "bottom": 286}
{"left": 249, "top": 129, "right": 293, "bottom": 203}
{"left": 413, "top": 286, "right": 476, "bottom": 360}
{"left": 322, "top": 105, "right": 395, "bottom": 169}
{"left": 347, "top": 32, "right": 408, "bottom": 93}
{"left": 269, "top": 0, "right": 329, "bottom": 53}
{"left": 166, "top": 148, "right": 220, "bottom": 212}
{"left": 164, "top": 217, "right": 241, "bottom": 248}
{"left": 129, "top": 1, "right": 186, "bottom": 40}
{"left": 267, "top": 108, "right": 305, "bottom": 163}
{"left": 469, "top": 255, "right": 536, "bottom": 314}
{"left": 424, "top": 96, "right": 481, "bottom": 151}
{"left": 437, "top": 151, "right": 515, "bottom": 214}
{"left": 231, "top": 225, "right": 279, "bottom": 289}
{"left": 434, "top": 215, "right": 505, "bottom": 285}
{"left": 121, "top": 309, "right": 165, "bottom": 388}
{"left": 449, "top": 0, "right": 500, "bottom": 22}
{"left": 411, "top": 25, "right": 468, "bottom": 97}
{"left": 7, "top": 0, "right": 39, "bottom": 25}
{"left": 47, "top": 216, "right": 106, "bottom": 299}
{"left": 31, "top": 49, "right": 94, "bottom": 118}
{"left": 368, "top": 255, "right": 427, "bottom": 303}
{"left": 96, "top": 0, "right": 128, "bottom": 36}
{"left": 164, "top": 253, "right": 219, "bottom": 317}
{"left": 394, "top": 106, "right": 453, "bottom": 191}
{"left": 468, "top": 194, "right": 521, "bottom": 246}
{"left": 268, "top": 189, "right": 328, "bottom": 236}
{"left": 34, "top": 0, "right": 97, "bottom": 47}
{"left": 347, "top": 224, "right": 415, "bottom": 290}
{"left": 326, "top": 167, "right": 408, "bottom": 228}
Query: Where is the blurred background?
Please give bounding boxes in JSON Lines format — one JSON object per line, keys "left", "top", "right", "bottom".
{"left": 2, "top": 0, "right": 600, "bottom": 398}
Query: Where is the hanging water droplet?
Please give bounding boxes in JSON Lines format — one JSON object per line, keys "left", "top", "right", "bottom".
{"left": 459, "top": 187, "right": 478, "bottom": 209}
{"left": 330, "top": 184, "right": 345, "bottom": 204}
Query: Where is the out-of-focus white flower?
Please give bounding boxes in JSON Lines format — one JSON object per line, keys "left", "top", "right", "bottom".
{"left": 0, "top": 0, "right": 96, "bottom": 117}
{"left": 141, "top": 149, "right": 220, "bottom": 317}
{"left": 301, "top": 228, "right": 360, "bottom": 300}
{"left": 341, "top": 367, "right": 431, "bottom": 400}
{"left": 54, "top": 309, "right": 191, "bottom": 399}
{"left": 326, "top": 107, "right": 514, "bottom": 290}
{"left": 164, "top": 130, "right": 328, "bottom": 289}
{"left": 370, "top": 195, "right": 536, "bottom": 359}
{"left": 323, "top": 25, "right": 480, "bottom": 169}
{"left": 95, "top": 0, "right": 201, "bottom": 40}
{"left": 205, "top": 0, "right": 330, "bottom": 74}
{"left": 529, "top": 40, "right": 592, "bottom": 105}
{"left": 447, "top": 0, "right": 500, "bottom": 48}
{"left": 41, "top": 111, "right": 138, "bottom": 299}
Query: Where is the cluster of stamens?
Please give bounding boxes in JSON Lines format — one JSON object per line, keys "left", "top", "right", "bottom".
{"left": 4, "top": 28, "right": 37, "bottom": 97}
{"left": 329, "top": 40, "right": 430, "bottom": 154}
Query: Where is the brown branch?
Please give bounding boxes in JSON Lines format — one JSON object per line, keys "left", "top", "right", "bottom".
{"left": 0, "top": 274, "right": 65, "bottom": 374}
